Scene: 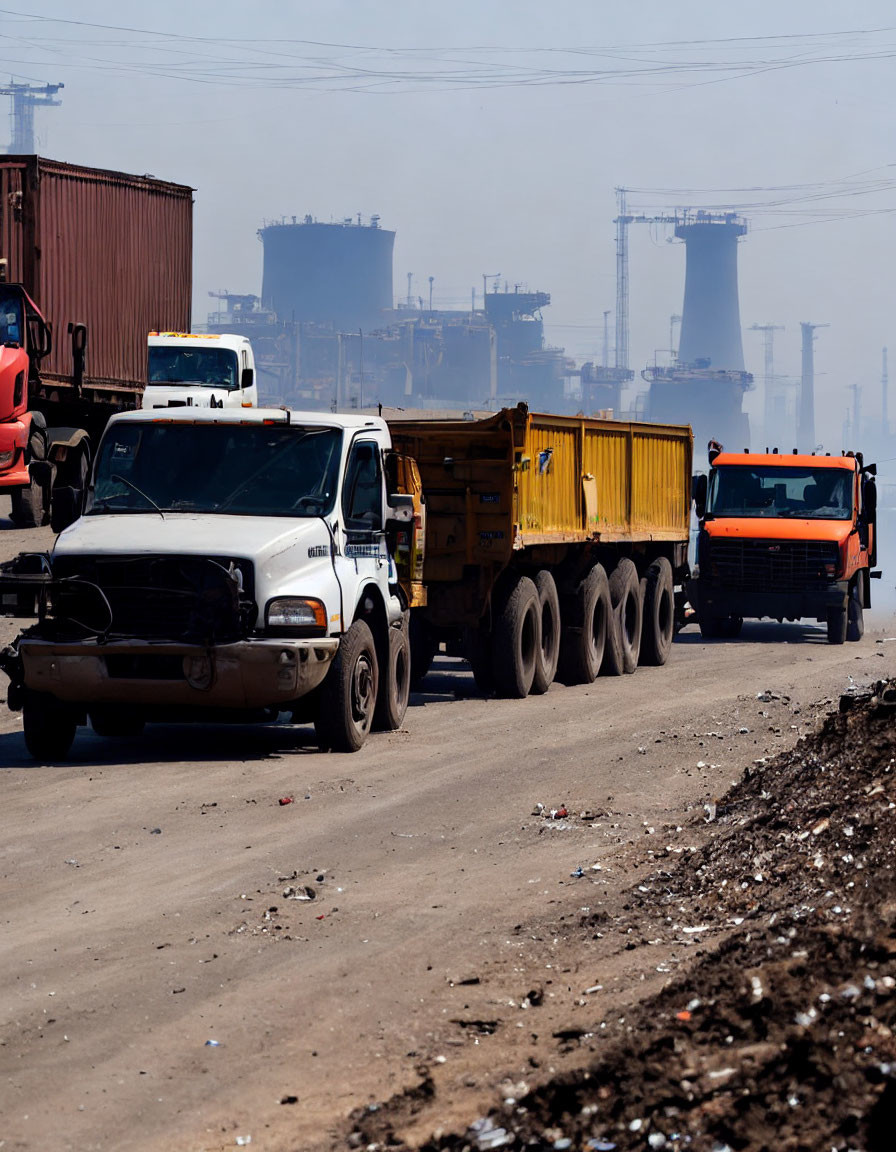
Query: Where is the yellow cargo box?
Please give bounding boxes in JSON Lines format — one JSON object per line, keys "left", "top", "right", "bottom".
{"left": 389, "top": 404, "right": 693, "bottom": 587}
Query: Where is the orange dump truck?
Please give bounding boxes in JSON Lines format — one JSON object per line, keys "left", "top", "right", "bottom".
{"left": 388, "top": 403, "right": 693, "bottom": 695}
{"left": 689, "top": 449, "right": 879, "bottom": 644}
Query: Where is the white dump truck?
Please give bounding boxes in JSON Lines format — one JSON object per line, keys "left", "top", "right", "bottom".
{"left": 143, "top": 332, "right": 257, "bottom": 409}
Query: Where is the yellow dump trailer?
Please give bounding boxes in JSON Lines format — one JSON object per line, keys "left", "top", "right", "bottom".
{"left": 388, "top": 404, "right": 693, "bottom": 696}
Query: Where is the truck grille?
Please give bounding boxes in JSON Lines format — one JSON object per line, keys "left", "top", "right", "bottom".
{"left": 706, "top": 538, "right": 838, "bottom": 592}
{"left": 46, "top": 554, "right": 256, "bottom": 643}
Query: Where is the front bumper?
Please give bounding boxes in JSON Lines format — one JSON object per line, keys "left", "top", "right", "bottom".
{"left": 687, "top": 578, "right": 848, "bottom": 622}
{"left": 19, "top": 636, "right": 338, "bottom": 709}
{"left": 0, "top": 418, "right": 30, "bottom": 486}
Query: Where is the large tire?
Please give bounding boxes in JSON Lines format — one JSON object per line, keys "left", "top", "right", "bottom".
{"left": 22, "top": 690, "right": 78, "bottom": 761}
{"left": 373, "top": 614, "right": 411, "bottom": 731}
{"left": 89, "top": 707, "right": 146, "bottom": 740}
{"left": 531, "top": 571, "right": 561, "bottom": 694}
{"left": 465, "top": 626, "right": 496, "bottom": 696}
{"left": 558, "top": 563, "right": 610, "bottom": 686}
{"left": 10, "top": 427, "right": 49, "bottom": 529}
{"left": 50, "top": 447, "right": 89, "bottom": 535}
{"left": 639, "top": 557, "right": 675, "bottom": 667}
{"left": 847, "top": 580, "right": 864, "bottom": 642}
{"left": 315, "top": 620, "right": 379, "bottom": 752}
{"left": 409, "top": 615, "right": 437, "bottom": 688}
{"left": 492, "top": 575, "right": 540, "bottom": 699}
{"left": 826, "top": 605, "right": 847, "bottom": 645}
{"left": 605, "top": 559, "right": 642, "bottom": 674}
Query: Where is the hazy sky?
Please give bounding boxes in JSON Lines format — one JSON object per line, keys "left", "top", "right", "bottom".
{"left": 3, "top": 1, "right": 894, "bottom": 448}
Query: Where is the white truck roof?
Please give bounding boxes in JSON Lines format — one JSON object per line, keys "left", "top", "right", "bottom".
{"left": 148, "top": 331, "right": 251, "bottom": 352}
{"left": 108, "top": 406, "right": 390, "bottom": 434}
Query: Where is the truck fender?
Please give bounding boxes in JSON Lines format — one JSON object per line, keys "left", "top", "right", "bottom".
{"left": 351, "top": 581, "right": 390, "bottom": 674}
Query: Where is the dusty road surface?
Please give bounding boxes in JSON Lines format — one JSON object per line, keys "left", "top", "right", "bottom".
{"left": 1, "top": 501, "right": 893, "bottom": 1151}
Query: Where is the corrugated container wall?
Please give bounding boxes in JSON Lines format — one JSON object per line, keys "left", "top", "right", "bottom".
{"left": 0, "top": 156, "right": 192, "bottom": 387}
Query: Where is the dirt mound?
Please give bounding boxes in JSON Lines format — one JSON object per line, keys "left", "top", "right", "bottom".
{"left": 346, "top": 683, "right": 896, "bottom": 1151}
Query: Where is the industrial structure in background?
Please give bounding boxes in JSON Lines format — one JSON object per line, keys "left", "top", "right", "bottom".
{"left": 207, "top": 215, "right": 594, "bottom": 414}
{"left": 627, "top": 205, "right": 753, "bottom": 456}
{"left": 0, "top": 82, "right": 63, "bottom": 153}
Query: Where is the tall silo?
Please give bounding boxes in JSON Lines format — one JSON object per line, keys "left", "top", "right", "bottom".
{"left": 259, "top": 215, "right": 395, "bottom": 332}
{"left": 644, "top": 211, "right": 752, "bottom": 455}
{"left": 676, "top": 213, "right": 747, "bottom": 371}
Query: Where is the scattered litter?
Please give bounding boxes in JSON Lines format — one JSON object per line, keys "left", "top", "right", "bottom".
{"left": 280, "top": 1095, "right": 299, "bottom": 1105}
{"left": 278, "top": 797, "right": 294, "bottom": 806}
{"left": 570, "top": 866, "right": 585, "bottom": 878}
{"left": 235, "top": 1139, "right": 251, "bottom": 1148}
{"left": 467, "top": 1116, "right": 511, "bottom": 1149}
{"left": 205, "top": 1039, "right": 220, "bottom": 1047}
{"left": 551, "top": 806, "right": 569, "bottom": 819}
{"left": 283, "top": 885, "right": 316, "bottom": 901}
{"left": 675, "top": 1010, "right": 691, "bottom": 1021}
{"left": 150, "top": 828, "right": 161, "bottom": 835}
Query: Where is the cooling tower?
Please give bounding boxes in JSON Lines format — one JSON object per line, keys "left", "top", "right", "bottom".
{"left": 675, "top": 214, "right": 746, "bottom": 372}
{"left": 259, "top": 216, "right": 394, "bottom": 332}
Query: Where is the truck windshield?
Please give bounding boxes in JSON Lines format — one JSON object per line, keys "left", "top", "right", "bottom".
{"left": 707, "top": 465, "right": 853, "bottom": 520}
{"left": 0, "top": 292, "right": 24, "bottom": 346}
{"left": 148, "top": 346, "right": 239, "bottom": 390}
{"left": 86, "top": 422, "right": 343, "bottom": 517}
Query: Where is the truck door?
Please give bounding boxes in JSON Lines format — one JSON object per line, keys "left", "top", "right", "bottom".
{"left": 341, "top": 437, "right": 388, "bottom": 602}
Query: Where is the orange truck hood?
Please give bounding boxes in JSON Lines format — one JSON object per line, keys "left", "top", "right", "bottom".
{"left": 704, "top": 517, "right": 853, "bottom": 544}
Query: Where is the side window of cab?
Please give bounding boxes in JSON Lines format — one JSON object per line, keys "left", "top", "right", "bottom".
{"left": 342, "top": 439, "right": 383, "bottom": 531}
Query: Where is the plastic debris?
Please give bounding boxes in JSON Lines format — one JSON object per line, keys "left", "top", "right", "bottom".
{"left": 278, "top": 797, "right": 294, "bottom": 806}
{"left": 468, "top": 1116, "right": 512, "bottom": 1149}
{"left": 205, "top": 1039, "right": 220, "bottom": 1047}
{"left": 235, "top": 1139, "right": 251, "bottom": 1148}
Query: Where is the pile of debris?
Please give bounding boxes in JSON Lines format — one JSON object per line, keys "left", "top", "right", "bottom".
{"left": 347, "top": 682, "right": 896, "bottom": 1151}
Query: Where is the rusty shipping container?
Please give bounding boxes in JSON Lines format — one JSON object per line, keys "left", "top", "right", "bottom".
{"left": 389, "top": 404, "right": 693, "bottom": 627}
{"left": 0, "top": 155, "right": 192, "bottom": 404}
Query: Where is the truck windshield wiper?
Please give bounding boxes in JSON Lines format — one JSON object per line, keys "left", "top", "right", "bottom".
{"left": 110, "top": 473, "right": 165, "bottom": 519}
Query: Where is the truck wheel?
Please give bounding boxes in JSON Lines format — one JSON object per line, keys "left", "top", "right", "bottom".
{"left": 409, "top": 615, "right": 437, "bottom": 688}
{"left": 605, "top": 559, "right": 642, "bottom": 674}
{"left": 639, "top": 557, "right": 675, "bottom": 666}
{"left": 846, "top": 584, "right": 864, "bottom": 642}
{"left": 531, "top": 571, "right": 561, "bottom": 694}
{"left": 373, "top": 615, "right": 411, "bottom": 731}
{"left": 492, "top": 575, "right": 540, "bottom": 698}
{"left": 314, "top": 620, "right": 379, "bottom": 752}
{"left": 10, "top": 429, "right": 49, "bottom": 528}
{"left": 22, "top": 690, "right": 78, "bottom": 761}
{"left": 465, "top": 626, "right": 496, "bottom": 696}
{"left": 558, "top": 563, "right": 610, "bottom": 685}
{"left": 826, "top": 606, "right": 847, "bottom": 645}
{"left": 722, "top": 615, "right": 743, "bottom": 639}
{"left": 89, "top": 707, "right": 145, "bottom": 740}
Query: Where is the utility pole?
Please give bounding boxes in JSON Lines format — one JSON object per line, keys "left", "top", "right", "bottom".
{"left": 428, "top": 276, "right": 434, "bottom": 313}
{"left": 614, "top": 187, "right": 631, "bottom": 371}
{"left": 749, "top": 323, "right": 785, "bottom": 444}
{"left": 0, "top": 82, "right": 63, "bottom": 152}
{"left": 847, "top": 383, "right": 861, "bottom": 446}
{"left": 602, "top": 310, "right": 610, "bottom": 369}
{"left": 798, "top": 322, "right": 828, "bottom": 452}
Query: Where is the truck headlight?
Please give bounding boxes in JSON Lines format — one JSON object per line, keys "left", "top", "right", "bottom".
{"left": 0, "top": 450, "right": 14, "bottom": 466}
{"left": 265, "top": 597, "right": 327, "bottom": 635}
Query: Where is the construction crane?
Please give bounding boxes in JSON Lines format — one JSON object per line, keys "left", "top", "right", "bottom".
{"left": 0, "top": 81, "right": 63, "bottom": 153}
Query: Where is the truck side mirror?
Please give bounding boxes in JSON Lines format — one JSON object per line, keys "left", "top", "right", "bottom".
{"left": 241, "top": 367, "right": 254, "bottom": 390}
{"left": 692, "top": 473, "right": 707, "bottom": 518}
{"left": 386, "top": 493, "right": 414, "bottom": 527}
{"left": 863, "top": 478, "right": 877, "bottom": 518}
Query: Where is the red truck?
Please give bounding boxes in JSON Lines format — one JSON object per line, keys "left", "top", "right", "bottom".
{"left": 0, "top": 156, "right": 192, "bottom": 529}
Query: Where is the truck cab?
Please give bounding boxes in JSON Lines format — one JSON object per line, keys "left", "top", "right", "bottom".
{"left": 689, "top": 450, "right": 878, "bottom": 644}
{"left": 143, "top": 332, "right": 257, "bottom": 410}
{"left": 3, "top": 408, "right": 416, "bottom": 760}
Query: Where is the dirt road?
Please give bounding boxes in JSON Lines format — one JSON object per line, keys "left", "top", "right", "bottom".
{"left": 1, "top": 508, "right": 893, "bottom": 1151}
